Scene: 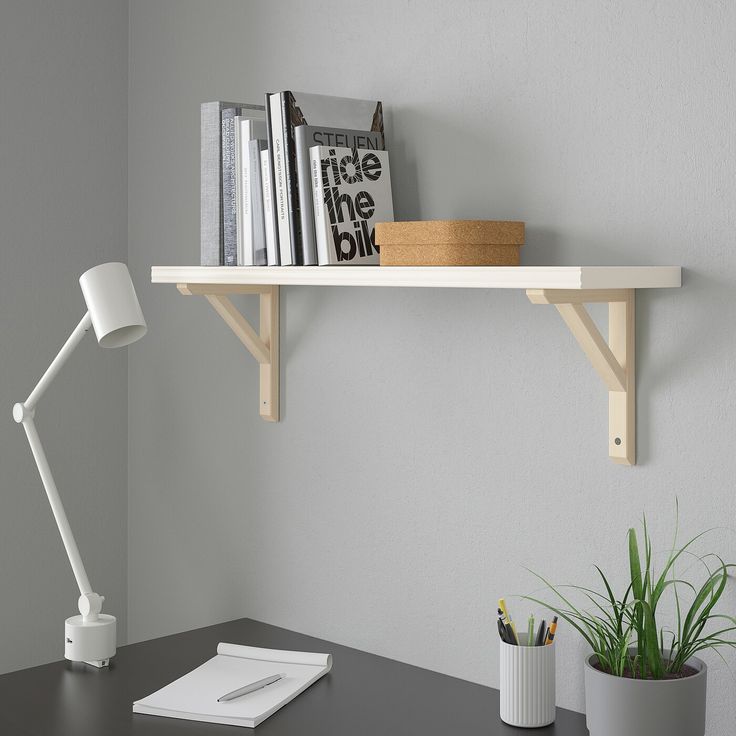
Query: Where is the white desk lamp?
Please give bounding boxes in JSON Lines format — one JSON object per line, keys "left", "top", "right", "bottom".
{"left": 13, "top": 262, "right": 146, "bottom": 668}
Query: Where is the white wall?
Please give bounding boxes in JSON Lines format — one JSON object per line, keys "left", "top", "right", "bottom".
{"left": 127, "top": 1, "right": 736, "bottom": 732}
{"left": 0, "top": 0, "right": 130, "bottom": 672}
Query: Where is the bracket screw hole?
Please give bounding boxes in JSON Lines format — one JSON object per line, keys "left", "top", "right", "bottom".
{"left": 614, "top": 437, "right": 622, "bottom": 446}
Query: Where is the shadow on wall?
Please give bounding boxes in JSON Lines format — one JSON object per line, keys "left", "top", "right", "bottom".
{"left": 383, "top": 103, "right": 420, "bottom": 219}
{"left": 385, "top": 103, "right": 533, "bottom": 221}
{"left": 637, "top": 268, "right": 723, "bottom": 465}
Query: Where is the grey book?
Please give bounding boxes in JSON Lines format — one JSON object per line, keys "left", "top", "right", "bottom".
{"left": 295, "top": 126, "right": 384, "bottom": 265}
{"left": 200, "top": 101, "right": 264, "bottom": 266}
{"left": 221, "top": 108, "right": 243, "bottom": 266}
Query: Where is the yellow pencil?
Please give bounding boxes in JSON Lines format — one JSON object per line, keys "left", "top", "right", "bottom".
{"left": 498, "top": 598, "right": 518, "bottom": 642}
{"left": 545, "top": 616, "right": 558, "bottom": 645}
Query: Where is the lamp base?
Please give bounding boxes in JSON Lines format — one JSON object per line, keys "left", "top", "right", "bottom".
{"left": 64, "top": 614, "right": 116, "bottom": 667}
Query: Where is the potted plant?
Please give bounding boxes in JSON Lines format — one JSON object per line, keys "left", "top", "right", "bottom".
{"left": 526, "top": 509, "right": 735, "bottom": 736}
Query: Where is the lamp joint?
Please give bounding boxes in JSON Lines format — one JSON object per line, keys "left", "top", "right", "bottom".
{"left": 12, "top": 402, "right": 33, "bottom": 424}
{"left": 78, "top": 592, "right": 105, "bottom": 622}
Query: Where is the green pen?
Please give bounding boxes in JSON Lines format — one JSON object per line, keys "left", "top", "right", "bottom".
{"left": 528, "top": 614, "right": 535, "bottom": 646}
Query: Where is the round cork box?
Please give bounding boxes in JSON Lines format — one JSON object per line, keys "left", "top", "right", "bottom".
{"left": 376, "top": 220, "right": 524, "bottom": 266}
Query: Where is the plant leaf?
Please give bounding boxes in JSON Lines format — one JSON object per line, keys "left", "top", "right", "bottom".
{"left": 640, "top": 600, "right": 664, "bottom": 678}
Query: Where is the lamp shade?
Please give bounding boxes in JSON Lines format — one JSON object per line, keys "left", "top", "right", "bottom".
{"left": 79, "top": 262, "right": 147, "bottom": 348}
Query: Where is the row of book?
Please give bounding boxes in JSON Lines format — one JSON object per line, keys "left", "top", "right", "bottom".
{"left": 200, "top": 91, "right": 394, "bottom": 267}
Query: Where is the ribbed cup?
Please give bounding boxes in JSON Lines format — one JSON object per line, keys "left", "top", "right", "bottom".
{"left": 499, "top": 635, "right": 556, "bottom": 727}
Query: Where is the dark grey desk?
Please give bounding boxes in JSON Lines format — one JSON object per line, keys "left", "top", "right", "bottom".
{"left": 0, "top": 618, "right": 588, "bottom": 735}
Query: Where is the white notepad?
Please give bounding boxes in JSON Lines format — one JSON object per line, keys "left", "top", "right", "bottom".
{"left": 133, "top": 642, "right": 332, "bottom": 728}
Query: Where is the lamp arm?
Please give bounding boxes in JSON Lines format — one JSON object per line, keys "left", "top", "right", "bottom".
{"left": 13, "top": 311, "right": 105, "bottom": 621}
{"left": 25, "top": 312, "right": 92, "bottom": 410}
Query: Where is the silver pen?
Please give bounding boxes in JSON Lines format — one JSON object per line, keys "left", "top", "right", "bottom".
{"left": 217, "top": 673, "right": 285, "bottom": 702}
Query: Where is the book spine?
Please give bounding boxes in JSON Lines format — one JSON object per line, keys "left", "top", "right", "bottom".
{"left": 264, "top": 92, "right": 280, "bottom": 264}
{"left": 280, "top": 93, "right": 302, "bottom": 265}
{"left": 261, "top": 149, "right": 278, "bottom": 265}
{"left": 311, "top": 147, "right": 331, "bottom": 265}
{"left": 296, "top": 131, "right": 317, "bottom": 265}
{"left": 221, "top": 107, "right": 239, "bottom": 266}
{"left": 250, "top": 140, "right": 267, "bottom": 266}
{"left": 270, "top": 94, "right": 293, "bottom": 265}
{"left": 234, "top": 117, "right": 244, "bottom": 265}
{"left": 240, "top": 130, "right": 255, "bottom": 266}
{"left": 200, "top": 102, "right": 224, "bottom": 265}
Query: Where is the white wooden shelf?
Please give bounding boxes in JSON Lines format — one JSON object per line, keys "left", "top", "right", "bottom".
{"left": 152, "top": 265, "right": 681, "bottom": 290}
{"left": 152, "top": 265, "right": 682, "bottom": 465}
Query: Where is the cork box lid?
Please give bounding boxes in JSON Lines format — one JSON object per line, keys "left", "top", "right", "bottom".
{"left": 375, "top": 220, "right": 525, "bottom": 246}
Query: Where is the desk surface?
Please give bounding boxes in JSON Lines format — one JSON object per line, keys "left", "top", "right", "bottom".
{"left": 0, "top": 618, "right": 588, "bottom": 735}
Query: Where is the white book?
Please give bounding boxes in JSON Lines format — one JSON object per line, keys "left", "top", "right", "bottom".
{"left": 237, "top": 118, "right": 267, "bottom": 265}
{"left": 312, "top": 145, "right": 393, "bottom": 265}
{"left": 248, "top": 139, "right": 268, "bottom": 265}
{"left": 234, "top": 116, "right": 245, "bottom": 264}
{"left": 261, "top": 149, "right": 279, "bottom": 265}
{"left": 133, "top": 642, "right": 332, "bottom": 729}
{"left": 269, "top": 94, "right": 292, "bottom": 265}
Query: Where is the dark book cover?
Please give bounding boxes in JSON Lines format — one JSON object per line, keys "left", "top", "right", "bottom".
{"left": 268, "top": 91, "right": 384, "bottom": 266}
{"left": 263, "top": 92, "right": 280, "bottom": 265}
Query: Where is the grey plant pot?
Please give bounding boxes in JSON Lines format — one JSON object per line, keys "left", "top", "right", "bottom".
{"left": 584, "top": 653, "right": 707, "bottom": 736}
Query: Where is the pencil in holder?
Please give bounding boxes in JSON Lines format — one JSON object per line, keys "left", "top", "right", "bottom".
{"left": 499, "top": 635, "right": 555, "bottom": 728}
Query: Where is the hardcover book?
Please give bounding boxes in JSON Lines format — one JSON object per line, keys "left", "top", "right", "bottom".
{"left": 267, "top": 91, "right": 384, "bottom": 266}
{"left": 261, "top": 148, "right": 279, "bottom": 265}
{"left": 235, "top": 118, "right": 267, "bottom": 265}
{"left": 296, "top": 126, "right": 384, "bottom": 265}
{"left": 200, "top": 101, "right": 264, "bottom": 266}
{"left": 311, "top": 146, "right": 393, "bottom": 265}
{"left": 246, "top": 138, "right": 268, "bottom": 265}
{"left": 263, "top": 92, "right": 280, "bottom": 263}
{"left": 221, "top": 107, "right": 239, "bottom": 266}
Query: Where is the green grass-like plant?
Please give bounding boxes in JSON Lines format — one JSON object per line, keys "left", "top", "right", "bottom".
{"left": 524, "top": 506, "right": 736, "bottom": 679}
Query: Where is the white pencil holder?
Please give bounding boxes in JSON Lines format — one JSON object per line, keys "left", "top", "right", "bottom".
{"left": 499, "top": 635, "right": 555, "bottom": 728}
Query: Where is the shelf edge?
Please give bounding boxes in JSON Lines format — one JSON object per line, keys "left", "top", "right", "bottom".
{"left": 151, "top": 265, "right": 682, "bottom": 290}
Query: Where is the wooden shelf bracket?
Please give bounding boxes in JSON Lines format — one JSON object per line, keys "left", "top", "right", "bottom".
{"left": 177, "top": 283, "right": 279, "bottom": 422}
{"left": 526, "top": 289, "right": 635, "bottom": 465}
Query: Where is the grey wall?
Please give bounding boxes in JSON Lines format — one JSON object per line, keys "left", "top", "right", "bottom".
{"left": 0, "top": 0, "right": 129, "bottom": 672}
{"left": 128, "top": 1, "right": 736, "bottom": 732}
